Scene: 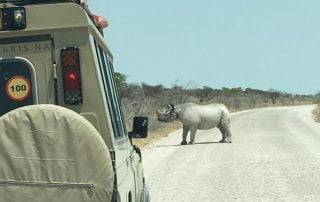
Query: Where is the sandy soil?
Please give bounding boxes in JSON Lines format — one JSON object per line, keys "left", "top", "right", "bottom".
{"left": 142, "top": 105, "right": 320, "bottom": 202}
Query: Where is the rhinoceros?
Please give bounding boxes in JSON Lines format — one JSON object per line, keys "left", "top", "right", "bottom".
{"left": 157, "top": 103, "right": 232, "bottom": 145}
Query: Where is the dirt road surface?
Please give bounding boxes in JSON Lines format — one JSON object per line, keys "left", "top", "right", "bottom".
{"left": 142, "top": 105, "right": 320, "bottom": 201}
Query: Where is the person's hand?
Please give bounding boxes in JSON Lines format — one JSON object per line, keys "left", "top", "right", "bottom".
{"left": 93, "top": 15, "right": 109, "bottom": 29}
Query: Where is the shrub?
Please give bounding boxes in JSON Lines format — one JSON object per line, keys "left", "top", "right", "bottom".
{"left": 116, "top": 79, "right": 316, "bottom": 146}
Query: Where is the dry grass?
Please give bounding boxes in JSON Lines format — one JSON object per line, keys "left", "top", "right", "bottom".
{"left": 313, "top": 105, "right": 320, "bottom": 122}
{"left": 132, "top": 121, "right": 181, "bottom": 147}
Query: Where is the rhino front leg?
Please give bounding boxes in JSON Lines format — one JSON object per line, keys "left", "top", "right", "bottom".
{"left": 188, "top": 127, "right": 197, "bottom": 144}
{"left": 181, "top": 125, "right": 189, "bottom": 145}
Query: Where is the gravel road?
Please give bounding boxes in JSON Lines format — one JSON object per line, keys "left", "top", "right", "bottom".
{"left": 142, "top": 105, "right": 320, "bottom": 202}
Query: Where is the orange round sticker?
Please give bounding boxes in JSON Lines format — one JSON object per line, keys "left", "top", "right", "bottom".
{"left": 5, "top": 76, "right": 31, "bottom": 101}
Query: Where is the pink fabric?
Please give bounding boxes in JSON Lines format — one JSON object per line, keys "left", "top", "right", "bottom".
{"left": 92, "top": 15, "right": 109, "bottom": 29}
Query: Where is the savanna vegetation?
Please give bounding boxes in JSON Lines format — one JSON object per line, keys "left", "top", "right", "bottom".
{"left": 115, "top": 72, "right": 316, "bottom": 146}
{"left": 313, "top": 93, "right": 320, "bottom": 122}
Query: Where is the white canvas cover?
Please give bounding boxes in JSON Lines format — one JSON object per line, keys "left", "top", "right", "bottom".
{"left": 0, "top": 104, "right": 114, "bottom": 202}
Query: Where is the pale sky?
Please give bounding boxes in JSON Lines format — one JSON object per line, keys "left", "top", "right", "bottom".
{"left": 90, "top": 0, "right": 320, "bottom": 95}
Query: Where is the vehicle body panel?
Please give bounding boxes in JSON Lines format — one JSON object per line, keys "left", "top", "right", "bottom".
{"left": 0, "top": 2, "right": 146, "bottom": 201}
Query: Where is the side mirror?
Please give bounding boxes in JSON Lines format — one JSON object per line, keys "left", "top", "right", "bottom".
{"left": 129, "top": 116, "right": 148, "bottom": 139}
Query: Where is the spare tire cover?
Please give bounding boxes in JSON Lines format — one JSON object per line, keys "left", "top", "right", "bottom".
{"left": 0, "top": 104, "right": 114, "bottom": 202}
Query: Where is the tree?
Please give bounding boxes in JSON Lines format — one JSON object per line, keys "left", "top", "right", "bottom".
{"left": 268, "top": 89, "right": 281, "bottom": 104}
{"left": 114, "top": 72, "right": 127, "bottom": 98}
{"left": 141, "top": 83, "right": 164, "bottom": 97}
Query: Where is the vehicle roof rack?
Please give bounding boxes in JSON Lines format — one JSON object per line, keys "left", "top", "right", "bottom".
{"left": 0, "top": 0, "right": 79, "bottom": 6}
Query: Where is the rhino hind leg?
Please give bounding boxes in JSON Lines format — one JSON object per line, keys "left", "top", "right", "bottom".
{"left": 217, "top": 124, "right": 227, "bottom": 143}
{"left": 222, "top": 125, "right": 232, "bottom": 143}
{"left": 188, "top": 128, "right": 197, "bottom": 144}
{"left": 225, "top": 127, "right": 232, "bottom": 143}
{"left": 219, "top": 112, "right": 232, "bottom": 143}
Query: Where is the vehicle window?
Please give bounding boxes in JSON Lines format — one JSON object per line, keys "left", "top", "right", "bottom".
{"left": 94, "top": 41, "right": 125, "bottom": 138}
{"left": 0, "top": 59, "right": 34, "bottom": 116}
{"left": 106, "top": 59, "right": 127, "bottom": 134}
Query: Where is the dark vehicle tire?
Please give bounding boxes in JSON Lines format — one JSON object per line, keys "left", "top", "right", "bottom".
{"left": 0, "top": 104, "right": 114, "bottom": 202}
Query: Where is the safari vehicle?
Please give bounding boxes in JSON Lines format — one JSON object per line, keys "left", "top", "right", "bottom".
{"left": 0, "top": 0, "right": 149, "bottom": 201}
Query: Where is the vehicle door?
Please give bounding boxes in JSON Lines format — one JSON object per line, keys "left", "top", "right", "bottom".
{"left": 0, "top": 36, "right": 53, "bottom": 115}
{"left": 94, "top": 42, "right": 137, "bottom": 201}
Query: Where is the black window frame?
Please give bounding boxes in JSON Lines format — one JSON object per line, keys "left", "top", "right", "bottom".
{"left": 94, "top": 41, "right": 127, "bottom": 139}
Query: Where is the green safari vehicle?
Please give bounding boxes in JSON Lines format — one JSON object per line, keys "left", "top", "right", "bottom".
{"left": 0, "top": 0, "right": 150, "bottom": 201}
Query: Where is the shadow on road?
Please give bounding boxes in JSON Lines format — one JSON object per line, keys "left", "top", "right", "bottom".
{"left": 155, "top": 141, "right": 221, "bottom": 147}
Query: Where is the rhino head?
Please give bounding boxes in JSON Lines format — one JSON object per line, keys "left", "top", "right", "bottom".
{"left": 157, "top": 104, "right": 177, "bottom": 122}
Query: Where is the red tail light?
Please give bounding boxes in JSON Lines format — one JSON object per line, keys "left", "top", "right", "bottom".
{"left": 61, "top": 47, "right": 83, "bottom": 105}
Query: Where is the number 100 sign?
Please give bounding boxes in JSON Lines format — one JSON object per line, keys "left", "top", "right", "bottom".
{"left": 5, "top": 76, "right": 32, "bottom": 101}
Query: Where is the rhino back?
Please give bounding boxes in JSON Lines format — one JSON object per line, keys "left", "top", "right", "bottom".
{"left": 177, "top": 103, "right": 226, "bottom": 129}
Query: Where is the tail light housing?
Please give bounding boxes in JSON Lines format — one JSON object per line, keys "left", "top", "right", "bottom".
{"left": 61, "top": 47, "right": 83, "bottom": 105}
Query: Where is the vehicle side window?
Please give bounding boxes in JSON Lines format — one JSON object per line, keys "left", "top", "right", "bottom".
{"left": 94, "top": 41, "right": 126, "bottom": 138}
{"left": 105, "top": 56, "right": 127, "bottom": 134}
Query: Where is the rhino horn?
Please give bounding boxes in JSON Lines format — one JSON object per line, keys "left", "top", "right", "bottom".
{"left": 169, "top": 104, "right": 175, "bottom": 112}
